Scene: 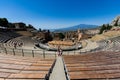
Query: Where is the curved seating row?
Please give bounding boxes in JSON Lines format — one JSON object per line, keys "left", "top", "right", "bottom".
{"left": 3, "top": 36, "right": 40, "bottom": 50}
{"left": 0, "top": 31, "right": 20, "bottom": 43}
{"left": 64, "top": 51, "right": 120, "bottom": 80}
{"left": 0, "top": 54, "right": 55, "bottom": 80}
{"left": 37, "top": 43, "right": 82, "bottom": 51}
{"left": 95, "top": 36, "right": 120, "bottom": 52}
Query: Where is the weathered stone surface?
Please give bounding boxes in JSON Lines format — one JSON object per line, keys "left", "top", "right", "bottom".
{"left": 111, "top": 16, "right": 120, "bottom": 26}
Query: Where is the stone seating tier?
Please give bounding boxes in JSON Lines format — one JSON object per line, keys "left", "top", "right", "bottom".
{"left": 0, "top": 54, "right": 55, "bottom": 80}
{"left": 64, "top": 51, "right": 120, "bottom": 80}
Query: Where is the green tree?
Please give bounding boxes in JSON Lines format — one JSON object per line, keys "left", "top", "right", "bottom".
{"left": 0, "top": 18, "right": 9, "bottom": 27}
{"left": 114, "top": 19, "right": 119, "bottom": 26}
{"left": 27, "top": 24, "right": 34, "bottom": 28}
{"left": 114, "top": 22, "right": 118, "bottom": 26}
{"left": 99, "top": 24, "right": 106, "bottom": 34}
{"left": 106, "top": 24, "right": 112, "bottom": 30}
{"left": 99, "top": 24, "right": 113, "bottom": 34}
{"left": 8, "top": 23, "right": 15, "bottom": 28}
{"left": 38, "top": 28, "right": 41, "bottom": 32}
{"left": 58, "top": 33, "right": 65, "bottom": 40}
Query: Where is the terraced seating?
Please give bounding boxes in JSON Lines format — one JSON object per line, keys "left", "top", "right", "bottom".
{"left": 0, "top": 36, "right": 11, "bottom": 43}
{"left": 96, "top": 36, "right": 120, "bottom": 52}
{"left": 91, "top": 31, "right": 120, "bottom": 42}
{"left": 80, "top": 40, "right": 98, "bottom": 52}
{"left": 4, "top": 37, "right": 24, "bottom": 48}
{"left": 0, "top": 54, "right": 55, "bottom": 80}
{"left": 3, "top": 36, "right": 39, "bottom": 50}
{"left": 0, "top": 31, "right": 20, "bottom": 43}
{"left": 38, "top": 42, "right": 82, "bottom": 51}
{"left": 64, "top": 51, "right": 120, "bottom": 80}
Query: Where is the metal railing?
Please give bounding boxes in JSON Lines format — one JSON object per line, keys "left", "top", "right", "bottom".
{"left": 0, "top": 47, "right": 58, "bottom": 58}
{"left": 0, "top": 47, "right": 82, "bottom": 58}
{"left": 2, "top": 46, "right": 118, "bottom": 58}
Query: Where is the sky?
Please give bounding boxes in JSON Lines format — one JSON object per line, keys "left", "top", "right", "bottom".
{"left": 0, "top": 0, "right": 120, "bottom": 29}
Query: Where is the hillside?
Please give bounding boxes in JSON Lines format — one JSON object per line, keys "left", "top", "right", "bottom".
{"left": 111, "top": 15, "right": 120, "bottom": 26}
{"left": 91, "top": 15, "right": 120, "bottom": 41}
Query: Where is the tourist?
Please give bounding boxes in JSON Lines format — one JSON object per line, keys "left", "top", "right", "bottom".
{"left": 57, "top": 47, "right": 63, "bottom": 56}
{"left": 57, "top": 46, "right": 61, "bottom": 56}
{"left": 14, "top": 42, "right": 17, "bottom": 49}
{"left": 57, "top": 49, "right": 60, "bottom": 56}
{"left": 18, "top": 42, "right": 23, "bottom": 47}
{"left": 60, "top": 49, "right": 63, "bottom": 56}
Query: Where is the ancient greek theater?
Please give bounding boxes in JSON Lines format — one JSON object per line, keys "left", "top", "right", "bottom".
{"left": 0, "top": 0, "right": 120, "bottom": 79}
{"left": 0, "top": 15, "right": 120, "bottom": 80}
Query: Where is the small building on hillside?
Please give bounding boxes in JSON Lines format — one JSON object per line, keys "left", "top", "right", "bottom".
{"left": 13, "top": 22, "right": 26, "bottom": 29}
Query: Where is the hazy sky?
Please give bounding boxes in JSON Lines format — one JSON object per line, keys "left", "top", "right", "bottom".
{"left": 0, "top": 0, "right": 120, "bottom": 29}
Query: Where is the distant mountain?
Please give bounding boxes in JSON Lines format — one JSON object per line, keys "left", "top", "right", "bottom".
{"left": 51, "top": 24, "right": 98, "bottom": 32}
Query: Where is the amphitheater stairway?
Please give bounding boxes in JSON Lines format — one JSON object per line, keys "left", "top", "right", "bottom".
{"left": 49, "top": 56, "right": 67, "bottom": 80}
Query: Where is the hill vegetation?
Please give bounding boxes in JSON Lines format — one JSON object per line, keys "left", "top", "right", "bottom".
{"left": 99, "top": 15, "right": 120, "bottom": 34}
{"left": 91, "top": 15, "right": 120, "bottom": 41}
{"left": 0, "top": 18, "right": 36, "bottom": 30}
{"left": 99, "top": 24, "right": 112, "bottom": 34}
